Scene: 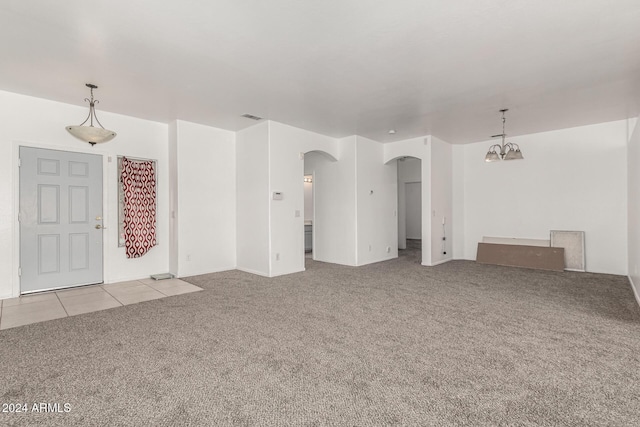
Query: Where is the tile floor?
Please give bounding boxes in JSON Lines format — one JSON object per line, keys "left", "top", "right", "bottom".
{"left": 0, "top": 278, "right": 202, "bottom": 330}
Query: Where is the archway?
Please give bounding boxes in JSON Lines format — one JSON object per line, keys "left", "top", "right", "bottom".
{"left": 386, "top": 155, "right": 425, "bottom": 264}
{"left": 302, "top": 150, "right": 337, "bottom": 265}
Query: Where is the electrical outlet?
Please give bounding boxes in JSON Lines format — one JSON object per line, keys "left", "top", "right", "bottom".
{"left": 386, "top": 246, "right": 391, "bottom": 253}
{"left": 276, "top": 253, "right": 280, "bottom": 261}
{"left": 368, "top": 244, "right": 372, "bottom": 252}
{"left": 186, "top": 254, "right": 191, "bottom": 261}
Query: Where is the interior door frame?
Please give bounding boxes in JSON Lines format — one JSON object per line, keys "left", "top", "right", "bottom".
{"left": 311, "top": 170, "right": 316, "bottom": 261}
{"left": 11, "top": 140, "right": 112, "bottom": 299}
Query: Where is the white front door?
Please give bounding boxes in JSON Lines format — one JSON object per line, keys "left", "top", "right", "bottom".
{"left": 19, "top": 147, "right": 103, "bottom": 294}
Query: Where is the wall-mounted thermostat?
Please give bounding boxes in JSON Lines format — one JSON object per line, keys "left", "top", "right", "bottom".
{"left": 273, "top": 192, "right": 283, "bottom": 200}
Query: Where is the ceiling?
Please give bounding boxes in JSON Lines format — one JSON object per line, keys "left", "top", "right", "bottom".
{"left": 1, "top": 0, "right": 639, "bottom": 144}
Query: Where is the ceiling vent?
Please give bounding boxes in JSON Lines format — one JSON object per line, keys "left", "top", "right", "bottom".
{"left": 241, "top": 114, "right": 263, "bottom": 121}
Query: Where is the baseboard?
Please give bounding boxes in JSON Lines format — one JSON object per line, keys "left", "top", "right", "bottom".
{"left": 629, "top": 276, "right": 640, "bottom": 308}
{"left": 313, "top": 258, "right": 358, "bottom": 267}
{"left": 269, "top": 268, "right": 306, "bottom": 278}
{"left": 430, "top": 258, "right": 453, "bottom": 266}
{"left": 178, "top": 266, "right": 236, "bottom": 278}
{"left": 236, "top": 267, "right": 270, "bottom": 277}
{"left": 355, "top": 255, "right": 396, "bottom": 267}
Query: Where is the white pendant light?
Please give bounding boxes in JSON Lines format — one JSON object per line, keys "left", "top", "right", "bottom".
{"left": 66, "top": 83, "right": 117, "bottom": 146}
{"left": 485, "top": 109, "right": 523, "bottom": 162}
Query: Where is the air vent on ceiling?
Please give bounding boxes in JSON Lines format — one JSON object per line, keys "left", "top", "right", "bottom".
{"left": 241, "top": 114, "right": 263, "bottom": 121}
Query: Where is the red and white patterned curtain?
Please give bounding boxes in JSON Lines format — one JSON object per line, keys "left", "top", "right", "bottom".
{"left": 121, "top": 157, "right": 157, "bottom": 258}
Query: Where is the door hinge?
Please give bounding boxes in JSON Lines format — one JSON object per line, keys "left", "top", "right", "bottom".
{"left": 18, "top": 267, "right": 21, "bottom": 277}
{"left": 18, "top": 158, "right": 21, "bottom": 167}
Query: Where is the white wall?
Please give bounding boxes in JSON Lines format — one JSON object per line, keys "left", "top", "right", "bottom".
{"left": 461, "top": 120, "right": 628, "bottom": 275}
{"left": 0, "top": 90, "right": 169, "bottom": 298}
{"left": 267, "top": 122, "right": 306, "bottom": 276}
{"left": 451, "top": 144, "right": 465, "bottom": 260}
{"left": 430, "top": 136, "right": 453, "bottom": 265}
{"left": 355, "top": 136, "right": 398, "bottom": 265}
{"left": 384, "top": 137, "right": 429, "bottom": 163}
{"left": 304, "top": 137, "right": 357, "bottom": 266}
{"left": 236, "top": 122, "right": 270, "bottom": 276}
{"left": 627, "top": 117, "right": 640, "bottom": 302}
{"left": 397, "top": 158, "right": 422, "bottom": 249}
{"left": 268, "top": 121, "right": 338, "bottom": 276}
{"left": 173, "top": 120, "right": 236, "bottom": 277}
{"left": 168, "top": 122, "right": 179, "bottom": 277}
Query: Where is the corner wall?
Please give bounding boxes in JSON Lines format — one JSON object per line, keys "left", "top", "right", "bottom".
{"left": 451, "top": 144, "right": 465, "bottom": 260}
{"left": 627, "top": 117, "right": 640, "bottom": 302}
{"left": 430, "top": 136, "right": 453, "bottom": 265}
{"left": 355, "top": 136, "right": 398, "bottom": 265}
{"left": 461, "top": 120, "right": 628, "bottom": 275}
{"left": 172, "top": 120, "right": 236, "bottom": 277}
{"left": 168, "top": 121, "right": 179, "bottom": 276}
{"left": 236, "top": 122, "right": 270, "bottom": 276}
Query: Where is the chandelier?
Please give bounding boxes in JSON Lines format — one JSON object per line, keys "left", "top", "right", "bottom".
{"left": 485, "top": 109, "right": 523, "bottom": 162}
{"left": 66, "top": 83, "right": 117, "bottom": 146}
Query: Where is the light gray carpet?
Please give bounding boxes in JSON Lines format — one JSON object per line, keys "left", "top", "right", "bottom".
{"left": 1, "top": 247, "right": 640, "bottom": 426}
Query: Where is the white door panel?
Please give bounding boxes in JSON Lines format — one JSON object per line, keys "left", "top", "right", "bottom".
{"left": 20, "top": 147, "right": 103, "bottom": 293}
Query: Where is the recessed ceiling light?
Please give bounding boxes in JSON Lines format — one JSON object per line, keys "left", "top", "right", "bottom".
{"left": 388, "top": 129, "right": 396, "bottom": 134}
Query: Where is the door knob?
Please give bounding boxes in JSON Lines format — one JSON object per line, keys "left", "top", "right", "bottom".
{"left": 95, "top": 224, "right": 107, "bottom": 230}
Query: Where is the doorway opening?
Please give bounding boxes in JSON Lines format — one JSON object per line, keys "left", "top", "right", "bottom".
{"left": 397, "top": 157, "right": 422, "bottom": 263}
{"left": 303, "top": 174, "right": 313, "bottom": 259}
{"left": 302, "top": 150, "right": 338, "bottom": 267}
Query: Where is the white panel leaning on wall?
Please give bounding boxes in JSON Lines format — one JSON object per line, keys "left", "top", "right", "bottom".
{"left": 550, "top": 231, "right": 585, "bottom": 272}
